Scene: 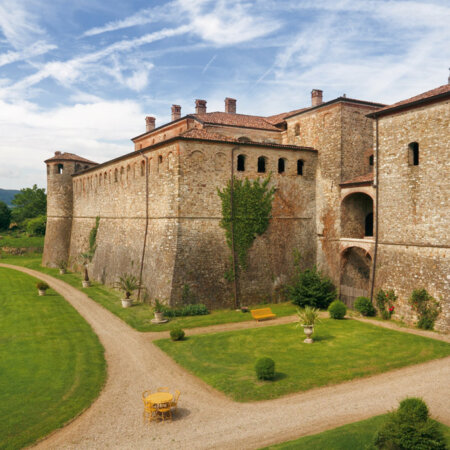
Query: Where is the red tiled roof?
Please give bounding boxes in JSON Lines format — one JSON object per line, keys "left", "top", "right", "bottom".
{"left": 340, "top": 173, "right": 374, "bottom": 186}
{"left": 180, "top": 128, "right": 239, "bottom": 142}
{"left": 44, "top": 152, "right": 98, "bottom": 165}
{"left": 265, "top": 108, "right": 309, "bottom": 124}
{"left": 192, "top": 112, "right": 281, "bottom": 131}
{"left": 368, "top": 84, "right": 450, "bottom": 117}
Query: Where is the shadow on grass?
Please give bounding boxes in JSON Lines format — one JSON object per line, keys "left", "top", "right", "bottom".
{"left": 273, "top": 372, "right": 287, "bottom": 381}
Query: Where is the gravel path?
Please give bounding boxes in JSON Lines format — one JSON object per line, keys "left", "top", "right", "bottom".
{"left": 2, "top": 264, "right": 449, "bottom": 450}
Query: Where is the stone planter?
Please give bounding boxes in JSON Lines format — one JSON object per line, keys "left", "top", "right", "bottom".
{"left": 302, "top": 324, "right": 314, "bottom": 344}
{"left": 38, "top": 289, "right": 46, "bottom": 296}
{"left": 82, "top": 280, "right": 91, "bottom": 288}
{"left": 151, "top": 311, "right": 168, "bottom": 324}
{"left": 121, "top": 298, "right": 133, "bottom": 308}
{"left": 59, "top": 269, "right": 66, "bottom": 275}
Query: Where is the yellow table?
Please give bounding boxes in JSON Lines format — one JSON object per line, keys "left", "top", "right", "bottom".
{"left": 146, "top": 392, "right": 173, "bottom": 406}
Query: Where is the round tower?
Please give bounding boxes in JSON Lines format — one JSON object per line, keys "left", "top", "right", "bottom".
{"left": 42, "top": 151, "right": 97, "bottom": 267}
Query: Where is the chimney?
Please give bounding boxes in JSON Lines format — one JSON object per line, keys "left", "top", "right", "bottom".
{"left": 55, "top": 151, "right": 61, "bottom": 156}
{"left": 145, "top": 116, "right": 155, "bottom": 132}
{"left": 171, "top": 104, "right": 181, "bottom": 121}
{"left": 195, "top": 99, "right": 207, "bottom": 114}
{"left": 311, "top": 89, "right": 323, "bottom": 107}
{"left": 225, "top": 97, "right": 236, "bottom": 114}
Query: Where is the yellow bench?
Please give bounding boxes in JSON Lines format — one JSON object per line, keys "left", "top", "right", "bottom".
{"left": 251, "top": 307, "right": 276, "bottom": 321}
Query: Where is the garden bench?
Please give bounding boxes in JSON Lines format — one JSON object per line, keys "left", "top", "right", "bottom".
{"left": 251, "top": 307, "right": 276, "bottom": 321}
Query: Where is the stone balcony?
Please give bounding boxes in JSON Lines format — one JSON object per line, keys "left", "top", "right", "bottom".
{"left": 340, "top": 237, "right": 375, "bottom": 257}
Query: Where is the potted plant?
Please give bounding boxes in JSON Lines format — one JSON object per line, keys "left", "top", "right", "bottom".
{"left": 296, "top": 306, "right": 320, "bottom": 343}
{"left": 153, "top": 299, "right": 165, "bottom": 322}
{"left": 80, "top": 252, "right": 93, "bottom": 287}
{"left": 57, "top": 259, "right": 68, "bottom": 275}
{"left": 37, "top": 281, "right": 49, "bottom": 296}
{"left": 115, "top": 274, "right": 140, "bottom": 308}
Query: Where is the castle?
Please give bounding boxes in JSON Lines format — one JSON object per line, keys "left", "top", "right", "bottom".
{"left": 42, "top": 83, "right": 450, "bottom": 331}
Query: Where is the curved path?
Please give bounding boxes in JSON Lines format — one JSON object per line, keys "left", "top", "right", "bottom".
{"left": 2, "top": 264, "right": 449, "bottom": 450}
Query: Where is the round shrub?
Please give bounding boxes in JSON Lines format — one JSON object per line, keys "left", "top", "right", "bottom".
{"left": 354, "top": 296, "right": 376, "bottom": 317}
{"left": 398, "top": 398, "right": 429, "bottom": 423}
{"left": 255, "top": 357, "right": 275, "bottom": 380}
{"left": 170, "top": 328, "right": 185, "bottom": 341}
{"left": 36, "top": 281, "right": 49, "bottom": 291}
{"left": 328, "top": 300, "right": 347, "bottom": 319}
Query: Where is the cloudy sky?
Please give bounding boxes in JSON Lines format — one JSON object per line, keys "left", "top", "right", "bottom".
{"left": 0, "top": 0, "right": 449, "bottom": 190}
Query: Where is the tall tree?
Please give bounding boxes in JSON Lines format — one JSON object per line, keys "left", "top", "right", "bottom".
{"left": 0, "top": 201, "right": 11, "bottom": 230}
{"left": 11, "top": 185, "right": 46, "bottom": 223}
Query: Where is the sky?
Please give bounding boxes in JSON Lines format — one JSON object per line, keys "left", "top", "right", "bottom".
{"left": 0, "top": 0, "right": 449, "bottom": 190}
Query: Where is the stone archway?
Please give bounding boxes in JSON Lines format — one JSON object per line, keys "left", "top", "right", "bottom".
{"left": 340, "top": 247, "right": 372, "bottom": 308}
{"left": 341, "top": 192, "right": 373, "bottom": 238}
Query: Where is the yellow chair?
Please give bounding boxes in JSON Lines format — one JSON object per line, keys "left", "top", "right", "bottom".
{"left": 170, "top": 390, "right": 181, "bottom": 413}
{"left": 142, "top": 390, "right": 158, "bottom": 423}
{"left": 156, "top": 403, "right": 172, "bottom": 422}
{"left": 157, "top": 387, "right": 170, "bottom": 392}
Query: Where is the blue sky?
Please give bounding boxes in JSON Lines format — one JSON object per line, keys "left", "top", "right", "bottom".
{"left": 0, "top": 0, "right": 449, "bottom": 190}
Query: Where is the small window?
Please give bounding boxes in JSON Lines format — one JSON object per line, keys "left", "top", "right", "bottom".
{"left": 114, "top": 168, "right": 118, "bottom": 182}
{"left": 237, "top": 154, "right": 245, "bottom": 171}
{"left": 257, "top": 156, "right": 266, "bottom": 173}
{"left": 408, "top": 142, "right": 419, "bottom": 166}
{"left": 278, "top": 158, "right": 285, "bottom": 174}
{"left": 297, "top": 159, "right": 304, "bottom": 175}
{"left": 294, "top": 123, "right": 300, "bottom": 136}
{"left": 159, "top": 155, "right": 163, "bottom": 164}
{"left": 140, "top": 160, "right": 146, "bottom": 176}
{"left": 369, "top": 155, "right": 374, "bottom": 166}
{"left": 365, "top": 212, "right": 374, "bottom": 237}
{"left": 57, "top": 164, "right": 63, "bottom": 174}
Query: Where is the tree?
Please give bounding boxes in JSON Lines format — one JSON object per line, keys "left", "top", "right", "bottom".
{"left": 11, "top": 185, "right": 46, "bottom": 224}
{"left": 0, "top": 201, "right": 11, "bottom": 230}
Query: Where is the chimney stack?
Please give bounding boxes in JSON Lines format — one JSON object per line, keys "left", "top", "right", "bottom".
{"left": 145, "top": 116, "right": 155, "bottom": 132}
{"left": 195, "top": 99, "right": 207, "bottom": 114}
{"left": 55, "top": 151, "right": 61, "bottom": 156}
{"left": 171, "top": 104, "right": 181, "bottom": 121}
{"left": 311, "top": 89, "right": 323, "bottom": 107}
{"left": 225, "top": 97, "right": 236, "bottom": 114}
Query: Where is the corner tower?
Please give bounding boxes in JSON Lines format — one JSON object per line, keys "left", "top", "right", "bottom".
{"left": 42, "top": 151, "right": 97, "bottom": 267}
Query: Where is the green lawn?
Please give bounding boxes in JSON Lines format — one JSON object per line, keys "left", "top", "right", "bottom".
{"left": 263, "top": 414, "right": 450, "bottom": 449}
{"left": 0, "top": 255, "right": 298, "bottom": 332}
{"left": 0, "top": 231, "right": 44, "bottom": 249}
{"left": 155, "top": 319, "right": 450, "bottom": 402}
{"left": 0, "top": 267, "right": 106, "bottom": 449}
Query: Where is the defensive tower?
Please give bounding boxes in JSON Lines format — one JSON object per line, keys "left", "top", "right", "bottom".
{"left": 42, "top": 151, "right": 97, "bottom": 267}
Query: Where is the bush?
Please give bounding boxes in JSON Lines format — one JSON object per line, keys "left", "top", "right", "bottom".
{"left": 354, "top": 296, "right": 376, "bottom": 317}
{"left": 0, "top": 201, "right": 11, "bottom": 231}
{"left": 287, "top": 265, "right": 337, "bottom": 309}
{"left": 374, "top": 397, "right": 446, "bottom": 449}
{"left": 255, "top": 357, "right": 275, "bottom": 380}
{"left": 375, "top": 289, "right": 397, "bottom": 320}
{"left": 25, "top": 215, "right": 46, "bottom": 236}
{"left": 36, "top": 281, "right": 49, "bottom": 291}
{"left": 409, "top": 288, "right": 441, "bottom": 330}
{"left": 170, "top": 328, "right": 185, "bottom": 341}
{"left": 328, "top": 300, "right": 347, "bottom": 319}
{"left": 161, "top": 303, "right": 209, "bottom": 318}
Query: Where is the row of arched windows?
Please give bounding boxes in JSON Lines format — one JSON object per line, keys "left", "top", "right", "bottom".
{"left": 237, "top": 155, "right": 305, "bottom": 175}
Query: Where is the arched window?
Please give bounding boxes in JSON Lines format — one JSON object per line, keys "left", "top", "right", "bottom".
{"left": 57, "top": 164, "right": 64, "bottom": 174}
{"left": 120, "top": 166, "right": 124, "bottom": 182}
{"left": 257, "top": 156, "right": 266, "bottom": 173}
{"left": 114, "top": 168, "right": 118, "bottom": 182}
{"left": 237, "top": 136, "right": 251, "bottom": 143}
{"left": 104, "top": 172, "right": 107, "bottom": 183}
{"left": 294, "top": 123, "right": 300, "bottom": 136}
{"left": 158, "top": 155, "right": 163, "bottom": 164}
{"left": 365, "top": 212, "right": 374, "bottom": 237}
{"left": 237, "top": 154, "right": 245, "bottom": 171}
{"left": 297, "top": 159, "right": 304, "bottom": 175}
{"left": 278, "top": 158, "right": 286, "bottom": 174}
{"left": 369, "top": 155, "right": 374, "bottom": 166}
{"left": 408, "top": 142, "right": 419, "bottom": 166}
{"left": 140, "top": 160, "right": 146, "bottom": 176}
{"left": 127, "top": 165, "right": 131, "bottom": 181}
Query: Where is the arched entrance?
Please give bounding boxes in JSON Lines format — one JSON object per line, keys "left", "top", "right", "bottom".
{"left": 340, "top": 247, "right": 372, "bottom": 308}
{"left": 341, "top": 192, "right": 373, "bottom": 238}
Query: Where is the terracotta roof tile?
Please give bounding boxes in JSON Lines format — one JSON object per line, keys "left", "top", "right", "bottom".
{"left": 191, "top": 112, "right": 281, "bottom": 131}
{"left": 265, "top": 108, "right": 309, "bottom": 124}
{"left": 44, "top": 152, "right": 98, "bottom": 165}
{"left": 369, "top": 84, "right": 450, "bottom": 117}
{"left": 340, "top": 173, "right": 374, "bottom": 186}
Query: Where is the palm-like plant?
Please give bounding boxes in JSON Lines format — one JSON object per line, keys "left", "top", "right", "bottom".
{"left": 115, "top": 274, "right": 141, "bottom": 299}
{"left": 296, "top": 306, "right": 321, "bottom": 326}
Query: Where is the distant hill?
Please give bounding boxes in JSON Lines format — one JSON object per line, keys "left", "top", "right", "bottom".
{"left": 0, "top": 188, "right": 20, "bottom": 207}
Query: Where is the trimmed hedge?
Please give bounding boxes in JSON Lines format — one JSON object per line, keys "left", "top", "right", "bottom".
{"left": 170, "top": 328, "right": 185, "bottom": 341}
{"left": 354, "top": 296, "right": 376, "bottom": 317}
{"left": 328, "top": 300, "right": 347, "bottom": 319}
{"left": 161, "top": 303, "right": 209, "bottom": 318}
{"left": 255, "top": 357, "right": 275, "bottom": 380}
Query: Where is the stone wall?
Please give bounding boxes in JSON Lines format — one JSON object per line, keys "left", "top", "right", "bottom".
{"left": 375, "top": 100, "right": 450, "bottom": 331}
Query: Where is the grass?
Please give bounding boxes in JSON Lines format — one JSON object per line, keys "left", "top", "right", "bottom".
{"left": 262, "top": 414, "right": 450, "bottom": 449}
{"left": 0, "top": 254, "right": 298, "bottom": 332}
{"left": 155, "top": 319, "right": 450, "bottom": 402}
{"left": 0, "top": 267, "right": 106, "bottom": 449}
{"left": 0, "top": 230, "right": 44, "bottom": 249}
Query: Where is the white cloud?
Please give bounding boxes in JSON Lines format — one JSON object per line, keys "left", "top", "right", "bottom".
{"left": 0, "top": 41, "right": 56, "bottom": 67}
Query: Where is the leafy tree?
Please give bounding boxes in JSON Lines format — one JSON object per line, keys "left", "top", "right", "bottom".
{"left": 25, "top": 215, "right": 46, "bottom": 236}
{"left": 218, "top": 175, "right": 275, "bottom": 276}
{"left": 0, "top": 201, "right": 11, "bottom": 230}
{"left": 11, "top": 185, "right": 46, "bottom": 224}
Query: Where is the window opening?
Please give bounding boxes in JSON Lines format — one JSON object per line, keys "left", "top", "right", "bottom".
{"left": 237, "top": 154, "right": 245, "bottom": 171}
{"left": 297, "top": 159, "right": 304, "bottom": 175}
{"left": 408, "top": 142, "right": 419, "bottom": 166}
{"left": 369, "top": 155, "right": 374, "bottom": 166}
{"left": 257, "top": 156, "right": 266, "bottom": 173}
{"left": 365, "top": 212, "right": 374, "bottom": 237}
{"left": 57, "top": 164, "right": 63, "bottom": 174}
{"left": 278, "top": 158, "right": 285, "bottom": 174}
